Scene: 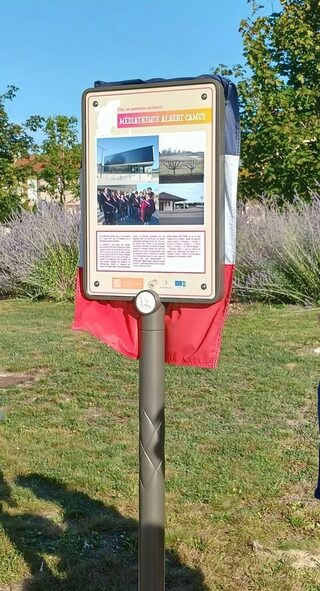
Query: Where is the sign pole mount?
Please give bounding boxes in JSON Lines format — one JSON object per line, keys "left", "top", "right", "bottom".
{"left": 135, "top": 290, "right": 165, "bottom": 591}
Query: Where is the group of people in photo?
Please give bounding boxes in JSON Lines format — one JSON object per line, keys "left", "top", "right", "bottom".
{"left": 97, "top": 187, "right": 156, "bottom": 225}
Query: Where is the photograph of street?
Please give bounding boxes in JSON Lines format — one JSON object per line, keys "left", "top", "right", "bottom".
{"left": 157, "top": 182, "right": 204, "bottom": 225}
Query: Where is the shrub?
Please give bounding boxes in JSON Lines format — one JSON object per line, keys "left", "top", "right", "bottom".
{"left": 0, "top": 202, "right": 80, "bottom": 301}
{"left": 1, "top": 196, "right": 319, "bottom": 306}
{"left": 234, "top": 195, "right": 320, "bottom": 306}
{"left": 24, "top": 243, "right": 79, "bottom": 301}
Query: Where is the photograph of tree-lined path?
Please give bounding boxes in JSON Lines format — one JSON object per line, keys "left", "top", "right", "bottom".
{"left": 159, "top": 152, "right": 204, "bottom": 183}
{"left": 159, "top": 131, "right": 205, "bottom": 183}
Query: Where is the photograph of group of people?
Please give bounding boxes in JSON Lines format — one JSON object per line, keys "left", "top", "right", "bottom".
{"left": 96, "top": 130, "right": 206, "bottom": 226}
{"left": 97, "top": 187, "right": 158, "bottom": 226}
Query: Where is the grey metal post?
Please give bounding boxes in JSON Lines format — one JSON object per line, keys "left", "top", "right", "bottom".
{"left": 135, "top": 291, "right": 165, "bottom": 591}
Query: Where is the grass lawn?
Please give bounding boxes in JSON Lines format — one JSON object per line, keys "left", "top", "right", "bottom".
{"left": 0, "top": 301, "right": 319, "bottom": 590}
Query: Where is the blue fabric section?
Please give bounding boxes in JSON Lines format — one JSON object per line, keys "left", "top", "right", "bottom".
{"left": 94, "top": 74, "right": 240, "bottom": 156}
{"left": 224, "top": 80, "right": 240, "bottom": 157}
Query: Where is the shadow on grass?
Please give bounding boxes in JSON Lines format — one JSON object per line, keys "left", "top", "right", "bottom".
{"left": 315, "top": 383, "right": 320, "bottom": 500}
{"left": 0, "top": 472, "right": 208, "bottom": 591}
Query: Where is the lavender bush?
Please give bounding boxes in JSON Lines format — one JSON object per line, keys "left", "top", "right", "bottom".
{"left": 0, "top": 202, "right": 80, "bottom": 301}
{"left": 0, "top": 196, "right": 319, "bottom": 305}
{"left": 234, "top": 195, "right": 320, "bottom": 305}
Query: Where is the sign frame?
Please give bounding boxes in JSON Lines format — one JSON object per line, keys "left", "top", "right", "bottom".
{"left": 81, "top": 77, "right": 225, "bottom": 304}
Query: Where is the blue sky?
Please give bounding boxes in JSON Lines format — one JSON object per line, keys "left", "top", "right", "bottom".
{"left": 1, "top": 0, "right": 279, "bottom": 132}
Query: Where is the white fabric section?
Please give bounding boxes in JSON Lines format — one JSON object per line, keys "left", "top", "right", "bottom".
{"left": 224, "top": 155, "right": 239, "bottom": 264}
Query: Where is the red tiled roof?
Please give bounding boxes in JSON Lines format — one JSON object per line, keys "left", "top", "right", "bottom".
{"left": 15, "top": 155, "right": 47, "bottom": 173}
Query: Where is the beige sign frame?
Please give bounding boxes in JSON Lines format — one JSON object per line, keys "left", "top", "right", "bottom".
{"left": 82, "top": 78, "right": 225, "bottom": 303}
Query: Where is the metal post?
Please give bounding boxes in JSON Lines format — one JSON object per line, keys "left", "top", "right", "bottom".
{"left": 135, "top": 291, "right": 165, "bottom": 591}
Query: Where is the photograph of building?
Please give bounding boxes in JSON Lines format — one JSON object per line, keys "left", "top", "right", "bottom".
{"left": 157, "top": 183, "right": 204, "bottom": 225}
{"left": 158, "top": 192, "right": 187, "bottom": 211}
{"left": 97, "top": 136, "right": 159, "bottom": 186}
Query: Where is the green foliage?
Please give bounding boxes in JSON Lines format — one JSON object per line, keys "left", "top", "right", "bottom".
{"left": 0, "top": 88, "right": 81, "bottom": 220}
{"left": 0, "top": 86, "right": 35, "bottom": 221}
{"left": 25, "top": 243, "right": 79, "bottom": 301}
{"left": 0, "top": 191, "right": 23, "bottom": 223}
{"left": 36, "top": 115, "right": 81, "bottom": 204}
{"left": 0, "top": 98, "right": 81, "bottom": 219}
{"left": 0, "top": 203, "right": 80, "bottom": 301}
{"left": 235, "top": 197, "right": 320, "bottom": 304}
{"left": 214, "top": 0, "right": 320, "bottom": 202}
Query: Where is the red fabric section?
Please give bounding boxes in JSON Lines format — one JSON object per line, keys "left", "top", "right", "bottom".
{"left": 164, "top": 264, "right": 234, "bottom": 368}
{"left": 73, "top": 265, "right": 234, "bottom": 368}
{"left": 73, "top": 269, "right": 139, "bottom": 358}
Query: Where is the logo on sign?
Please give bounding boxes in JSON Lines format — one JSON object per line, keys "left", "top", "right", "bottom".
{"left": 175, "top": 280, "right": 187, "bottom": 288}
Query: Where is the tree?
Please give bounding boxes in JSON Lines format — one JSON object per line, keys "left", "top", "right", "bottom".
{"left": 215, "top": 0, "right": 320, "bottom": 203}
{"left": 37, "top": 116, "right": 81, "bottom": 204}
{"left": 161, "top": 159, "right": 185, "bottom": 175}
{"left": 0, "top": 86, "right": 35, "bottom": 221}
{"left": 183, "top": 159, "right": 201, "bottom": 174}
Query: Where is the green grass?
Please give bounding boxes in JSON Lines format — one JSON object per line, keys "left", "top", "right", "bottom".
{"left": 0, "top": 301, "right": 320, "bottom": 590}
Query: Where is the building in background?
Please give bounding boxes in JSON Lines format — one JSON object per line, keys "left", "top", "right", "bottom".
{"left": 15, "top": 156, "right": 80, "bottom": 209}
{"left": 158, "top": 191, "right": 187, "bottom": 211}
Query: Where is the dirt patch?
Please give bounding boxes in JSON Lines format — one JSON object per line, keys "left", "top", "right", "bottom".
{"left": 283, "top": 362, "right": 297, "bottom": 370}
{"left": 251, "top": 540, "right": 320, "bottom": 568}
{"left": 0, "top": 373, "right": 36, "bottom": 389}
{"left": 228, "top": 303, "right": 246, "bottom": 316}
{"left": 285, "top": 400, "right": 314, "bottom": 430}
{"left": 284, "top": 549, "right": 320, "bottom": 568}
{"left": 81, "top": 406, "right": 131, "bottom": 424}
{"left": 281, "top": 481, "right": 319, "bottom": 507}
{"left": 82, "top": 406, "right": 103, "bottom": 421}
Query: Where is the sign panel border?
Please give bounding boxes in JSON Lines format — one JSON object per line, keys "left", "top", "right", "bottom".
{"left": 81, "top": 77, "right": 225, "bottom": 304}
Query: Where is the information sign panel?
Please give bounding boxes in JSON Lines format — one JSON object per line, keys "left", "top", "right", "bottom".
{"left": 82, "top": 78, "right": 225, "bottom": 303}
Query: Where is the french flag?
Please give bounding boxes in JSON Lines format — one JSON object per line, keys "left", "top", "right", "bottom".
{"left": 73, "top": 75, "right": 240, "bottom": 368}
